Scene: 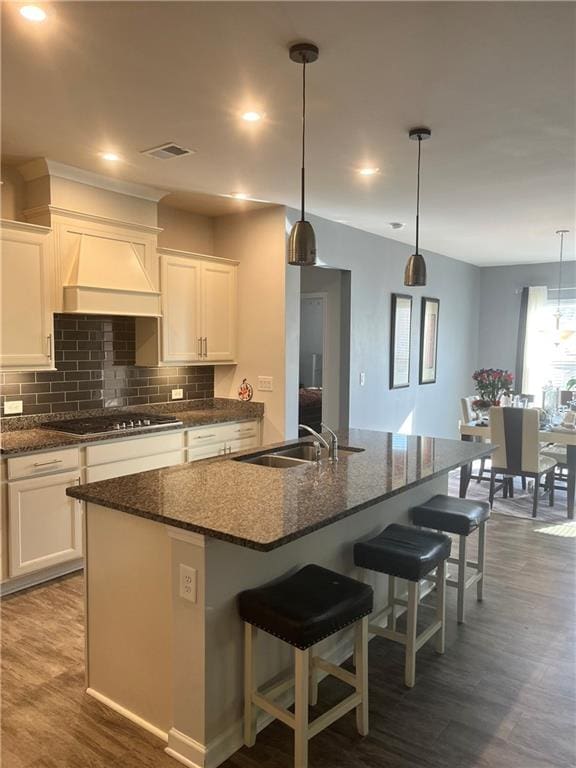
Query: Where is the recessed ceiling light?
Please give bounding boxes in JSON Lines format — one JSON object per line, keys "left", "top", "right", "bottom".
{"left": 358, "top": 167, "right": 380, "bottom": 177}
{"left": 100, "top": 152, "right": 121, "bottom": 162}
{"left": 241, "top": 111, "right": 263, "bottom": 122}
{"left": 20, "top": 5, "right": 47, "bottom": 22}
{"left": 231, "top": 192, "right": 250, "bottom": 200}
{"left": 389, "top": 222, "right": 406, "bottom": 230}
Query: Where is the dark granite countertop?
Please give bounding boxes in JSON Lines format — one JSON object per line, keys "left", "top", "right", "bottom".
{"left": 67, "top": 429, "right": 493, "bottom": 551}
{"left": 0, "top": 399, "right": 264, "bottom": 456}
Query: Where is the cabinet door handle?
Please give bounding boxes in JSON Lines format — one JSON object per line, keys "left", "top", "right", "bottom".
{"left": 33, "top": 458, "right": 63, "bottom": 467}
{"left": 236, "top": 428, "right": 254, "bottom": 435}
{"left": 192, "top": 434, "right": 216, "bottom": 440}
{"left": 197, "top": 337, "right": 202, "bottom": 358}
{"left": 46, "top": 334, "right": 53, "bottom": 358}
{"left": 203, "top": 337, "right": 208, "bottom": 357}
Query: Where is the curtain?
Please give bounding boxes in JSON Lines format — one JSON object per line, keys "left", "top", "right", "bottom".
{"left": 521, "top": 286, "right": 550, "bottom": 400}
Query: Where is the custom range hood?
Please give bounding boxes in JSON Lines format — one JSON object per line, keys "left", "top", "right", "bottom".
{"left": 62, "top": 228, "right": 161, "bottom": 316}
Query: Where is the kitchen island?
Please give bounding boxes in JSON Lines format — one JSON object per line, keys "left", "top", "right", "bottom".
{"left": 67, "top": 429, "right": 492, "bottom": 768}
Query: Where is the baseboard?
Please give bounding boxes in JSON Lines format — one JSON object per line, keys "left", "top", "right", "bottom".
{"left": 0, "top": 560, "right": 83, "bottom": 596}
{"left": 86, "top": 688, "right": 168, "bottom": 743}
{"left": 166, "top": 728, "right": 207, "bottom": 768}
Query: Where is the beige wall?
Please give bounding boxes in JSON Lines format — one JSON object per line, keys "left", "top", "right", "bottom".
{"left": 157, "top": 204, "right": 214, "bottom": 254}
{"left": 1, "top": 165, "right": 26, "bottom": 221}
{"left": 213, "top": 206, "right": 290, "bottom": 443}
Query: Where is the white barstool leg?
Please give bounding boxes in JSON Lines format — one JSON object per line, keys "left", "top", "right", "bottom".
{"left": 434, "top": 560, "right": 446, "bottom": 654}
{"left": 294, "top": 648, "right": 310, "bottom": 768}
{"left": 387, "top": 575, "right": 396, "bottom": 632}
{"left": 457, "top": 535, "right": 467, "bottom": 624}
{"left": 244, "top": 623, "right": 257, "bottom": 747}
{"left": 308, "top": 644, "right": 318, "bottom": 706}
{"left": 405, "top": 582, "right": 418, "bottom": 688}
{"left": 354, "top": 616, "right": 369, "bottom": 736}
{"left": 477, "top": 522, "right": 486, "bottom": 602}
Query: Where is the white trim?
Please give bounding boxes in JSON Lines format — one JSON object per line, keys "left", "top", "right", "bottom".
{"left": 18, "top": 159, "right": 167, "bottom": 202}
{"left": 158, "top": 247, "right": 239, "bottom": 266}
{"left": 0, "top": 560, "right": 83, "bottom": 596}
{"left": 23, "top": 205, "right": 163, "bottom": 235}
{"left": 165, "top": 526, "right": 208, "bottom": 546}
{"left": 166, "top": 728, "right": 207, "bottom": 768}
{"left": 0, "top": 218, "right": 52, "bottom": 235}
{"left": 86, "top": 688, "right": 169, "bottom": 742}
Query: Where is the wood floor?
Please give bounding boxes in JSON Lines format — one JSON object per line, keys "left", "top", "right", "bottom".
{"left": 2, "top": 513, "right": 575, "bottom": 768}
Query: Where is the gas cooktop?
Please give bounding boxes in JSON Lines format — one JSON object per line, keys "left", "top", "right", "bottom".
{"left": 40, "top": 413, "right": 183, "bottom": 436}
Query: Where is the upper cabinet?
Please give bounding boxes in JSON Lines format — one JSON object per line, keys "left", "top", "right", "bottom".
{"left": 0, "top": 220, "right": 55, "bottom": 370}
{"left": 136, "top": 249, "right": 238, "bottom": 366}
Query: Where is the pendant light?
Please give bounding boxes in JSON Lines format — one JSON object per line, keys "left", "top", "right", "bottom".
{"left": 404, "top": 127, "right": 432, "bottom": 287}
{"left": 553, "top": 229, "right": 569, "bottom": 343}
{"left": 288, "top": 42, "right": 319, "bottom": 266}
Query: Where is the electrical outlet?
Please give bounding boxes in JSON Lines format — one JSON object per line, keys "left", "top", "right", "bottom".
{"left": 171, "top": 388, "right": 184, "bottom": 400}
{"left": 359, "top": 372, "right": 366, "bottom": 387}
{"left": 257, "top": 376, "right": 273, "bottom": 392}
{"left": 4, "top": 400, "right": 23, "bottom": 415}
{"left": 179, "top": 564, "right": 197, "bottom": 603}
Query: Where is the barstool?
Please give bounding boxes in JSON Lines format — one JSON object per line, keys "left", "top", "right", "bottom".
{"left": 239, "top": 564, "right": 373, "bottom": 768}
{"left": 354, "top": 524, "right": 451, "bottom": 688}
{"left": 411, "top": 494, "right": 490, "bottom": 624}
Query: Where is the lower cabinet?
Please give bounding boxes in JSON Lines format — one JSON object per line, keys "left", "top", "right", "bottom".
{"left": 186, "top": 420, "right": 260, "bottom": 462}
{"left": 8, "top": 470, "right": 83, "bottom": 577}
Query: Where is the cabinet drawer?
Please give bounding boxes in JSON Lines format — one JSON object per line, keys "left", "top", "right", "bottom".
{"left": 85, "top": 450, "right": 183, "bottom": 482}
{"left": 7, "top": 448, "right": 80, "bottom": 481}
{"left": 185, "top": 423, "right": 230, "bottom": 448}
{"left": 227, "top": 436, "right": 259, "bottom": 455}
{"left": 216, "top": 420, "right": 260, "bottom": 442}
{"left": 86, "top": 432, "right": 183, "bottom": 466}
{"left": 187, "top": 444, "right": 225, "bottom": 463}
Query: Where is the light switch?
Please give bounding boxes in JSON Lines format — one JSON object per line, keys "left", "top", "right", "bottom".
{"left": 257, "top": 376, "right": 273, "bottom": 392}
{"left": 171, "top": 388, "right": 183, "bottom": 400}
{"left": 359, "top": 372, "right": 366, "bottom": 387}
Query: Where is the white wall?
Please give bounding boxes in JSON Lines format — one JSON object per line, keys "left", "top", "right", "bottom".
{"left": 286, "top": 210, "right": 481, "bottom": 439}
{"left": 213, "top": 206, "right": 293, "bottom": 443}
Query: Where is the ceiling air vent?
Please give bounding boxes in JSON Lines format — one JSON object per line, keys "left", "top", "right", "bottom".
{"left": 141, "top": 143, "right": 196, "bottom": 160}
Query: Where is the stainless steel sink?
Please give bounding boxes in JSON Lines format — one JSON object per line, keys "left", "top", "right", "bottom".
{"left": 240, "top": 454, "right": 310, "bottom": 468}
{"left": 235, "top": 442, "right": 364, "bottom": 468}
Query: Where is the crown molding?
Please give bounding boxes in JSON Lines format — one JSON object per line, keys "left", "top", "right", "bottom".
{"left": 0, "top": 218, "right": 51, "bottom": 234}
{"left": 17, "top": 158, "right": 168, "bottom": 202}
{"left": 23, "top": 204, "right": 163, "bottom": 234}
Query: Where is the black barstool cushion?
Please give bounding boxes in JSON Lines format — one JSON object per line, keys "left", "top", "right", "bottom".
{"left": 238, "top": 564, "right": 373, "bottom": 650}
{"left": 411, "top": 494, "right": 490, "bottom": 536}
{"left": 354, "top": 523, "right": 451, "bottom": 582}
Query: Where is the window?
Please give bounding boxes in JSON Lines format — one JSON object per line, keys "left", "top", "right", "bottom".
{"left": 521, "top": 286, "right": 576, "bottom": 399}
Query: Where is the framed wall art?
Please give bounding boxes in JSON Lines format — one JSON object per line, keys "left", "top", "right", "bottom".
{"left": 419, "top": 297, "right": 440, "bottom": 384}
{"left": 389, "top": 293, "right": 412, "bottom": 389}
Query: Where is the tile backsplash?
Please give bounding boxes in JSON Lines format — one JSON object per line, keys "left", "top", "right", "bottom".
{"left": 0, "top": 314, "right": 214, "bottom": 417}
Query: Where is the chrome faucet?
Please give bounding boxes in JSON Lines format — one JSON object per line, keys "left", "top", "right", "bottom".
{"left": 298, "top": 423, "right": 339, "bottom": 462}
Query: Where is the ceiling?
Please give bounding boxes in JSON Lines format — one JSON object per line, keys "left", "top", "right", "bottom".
{"left": 2, "top": 1, "right": 574, "bottom": 266}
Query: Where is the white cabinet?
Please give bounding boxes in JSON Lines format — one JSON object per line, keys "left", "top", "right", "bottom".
{"left": 0, "top": 220, "right": 55, "bottom": 370}
{"left": 136, "top": 249, "right": 238, "bottom": 366}
{"left": 85, "top": 431, "right": 184, "bottom": 482}
{"left": 8, "top": 469, "right": 83, "bottom": 577}
{"left": 186, "top": 420, "right": 260, "bottom": 462}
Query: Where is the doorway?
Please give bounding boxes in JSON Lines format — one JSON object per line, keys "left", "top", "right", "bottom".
{"left": 299, "top": 267, "right": 350, "bottom": 435}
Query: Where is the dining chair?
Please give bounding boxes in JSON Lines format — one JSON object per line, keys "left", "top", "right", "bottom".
{"left": 489, "top": 407, "right": 557, "bottom": 517}
{"left": 460, "top": 397, "right": 488, "bottom": 483}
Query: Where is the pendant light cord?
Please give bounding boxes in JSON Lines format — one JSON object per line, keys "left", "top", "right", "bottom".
{"left": 415, "top": 134, "right": 422, "bottom": 255}
{"left": 557, "top": 230, "right": 565, "bottom": 321}
{"left": 301, "top": 59, "right": 307, "bottom": 221}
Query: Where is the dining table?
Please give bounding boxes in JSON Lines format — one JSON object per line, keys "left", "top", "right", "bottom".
{"left": 459, "top": 421, "right": 575, "bottom": 519}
